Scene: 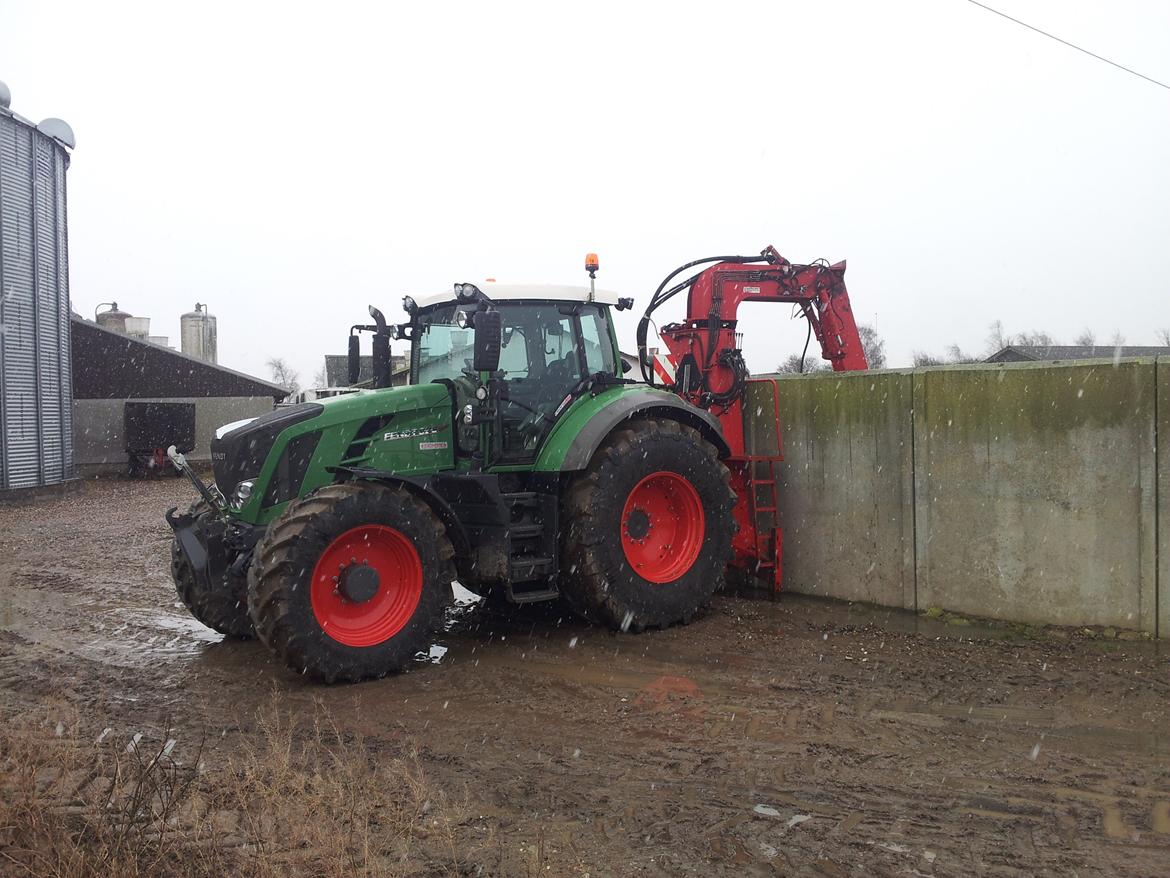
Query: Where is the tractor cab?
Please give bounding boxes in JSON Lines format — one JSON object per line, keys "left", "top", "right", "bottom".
{"left": 362, "top": 283, "right": 634, "bottom": 466}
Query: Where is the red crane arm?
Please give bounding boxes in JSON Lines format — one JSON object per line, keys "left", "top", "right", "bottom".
{"left": 636, "top": 245, "right": 870, "bottom": 590}
{"left": 675, "top": 246, "right": 868, "bottom": 374}
{"left": 637, "top": 245, "right": 868, "bottom": 453}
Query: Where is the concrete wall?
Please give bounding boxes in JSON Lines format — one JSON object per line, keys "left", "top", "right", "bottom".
{"left": 760, "top": 358, "right": 1167, "bottom": 636}
{"left": 762, "top": 372, "right": 915, "bottom": 610}
{"left": 74, "top": 396, "right": 275, "bottom": 473}
{"left": 1159, "top": 360, "right": 1169, "bottom": 639}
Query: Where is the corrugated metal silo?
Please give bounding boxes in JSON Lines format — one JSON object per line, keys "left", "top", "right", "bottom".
{"left": 0, "top": 83, "right": 75, "bottom": 491}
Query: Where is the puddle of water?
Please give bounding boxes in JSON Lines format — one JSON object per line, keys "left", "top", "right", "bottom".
{"left": 78, "top": 607, "right": 229, "bottom": 668}
{"left": 422, "top": 644, "right": 449, "bottom": 664}
{"left": 141, "top": 610, "right": 224, "bottom": 644}
{"left": 451, "top": 581, "right": 481, "bottom": 607}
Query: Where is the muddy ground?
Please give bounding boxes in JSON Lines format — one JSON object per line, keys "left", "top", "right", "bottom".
{"left": 0, "top": 478, "right": 1167, "bottom": 877}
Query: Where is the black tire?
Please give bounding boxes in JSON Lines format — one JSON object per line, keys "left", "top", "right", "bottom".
{"left": 560, "top": 418, "right": 736, "bottom": 632}
{"left": 170, "top": 501, "right": 254, "bottom": 639}
{"left": 247, "top": 482, "right": 454, "bottom": 683}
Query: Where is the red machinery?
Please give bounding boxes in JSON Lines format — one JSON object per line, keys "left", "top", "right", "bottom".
{"left": 636, "top": 246, "right": 868, "bottom": 588}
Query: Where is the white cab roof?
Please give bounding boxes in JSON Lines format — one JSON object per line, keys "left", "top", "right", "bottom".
{"left": 412, "top": 282, "right": 624, "bottom": 310}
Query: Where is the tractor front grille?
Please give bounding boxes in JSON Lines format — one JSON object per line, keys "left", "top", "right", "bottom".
{"left": 261, "top": 430, "right": 323, "bottom": 508}
{"left": 211, "top": 403, "right": 322, "bottom": 497}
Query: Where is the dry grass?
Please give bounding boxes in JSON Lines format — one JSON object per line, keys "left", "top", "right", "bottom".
{"left": 0, "top": 698, "right": 471, "bottom": 878}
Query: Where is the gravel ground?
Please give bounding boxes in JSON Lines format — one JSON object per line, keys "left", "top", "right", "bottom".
{"left": 1, "top": 478, "right": 1168, "bottom": 876}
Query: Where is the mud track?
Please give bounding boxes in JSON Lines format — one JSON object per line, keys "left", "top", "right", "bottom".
{"left": 1, "top": 480, "right": 1167, "bottom": 876}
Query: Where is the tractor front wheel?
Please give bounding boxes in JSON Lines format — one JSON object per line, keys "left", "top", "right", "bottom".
{"left": 560, "top": 418, "right": 735, "bottom": 631}
{"left": 170, "top": 501, "right": 254, "bottom": 639}
{"left": 247, "top": 483, "right": 453, "bottom": 683}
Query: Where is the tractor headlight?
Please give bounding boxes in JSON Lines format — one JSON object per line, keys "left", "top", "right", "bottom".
{"left": 456, "top": 309, "right": 474, "bottom": 329}
{"left": 402, "top": 295, "right": 417, "bottom": 315}
{"left": 230, "top": 478, "right": 256, "bottom": 510}
{"left": 463, "top": 404, "right": 474, "bottom": 424}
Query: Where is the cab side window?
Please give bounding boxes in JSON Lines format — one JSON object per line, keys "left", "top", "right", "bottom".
{"left": 580, "top": 307, "right": 615, "bottom": 375}
{"left": 499, "top": 324, "right": 530, "bottom": 379}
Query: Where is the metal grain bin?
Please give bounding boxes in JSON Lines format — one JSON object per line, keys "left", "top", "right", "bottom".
{"left": 0, "top": 83, "right": 75, "bottom": 491}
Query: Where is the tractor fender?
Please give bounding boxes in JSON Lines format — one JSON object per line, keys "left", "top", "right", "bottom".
{"left": 327, "top": 466, "right": 472, "bottom": 561}
{"left": 554, "top": 389, "right": 731, "bottom": 471}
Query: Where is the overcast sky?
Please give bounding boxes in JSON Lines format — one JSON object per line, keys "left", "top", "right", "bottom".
{"left": 2, "top": 0, "right": 1167, "bottom": 384}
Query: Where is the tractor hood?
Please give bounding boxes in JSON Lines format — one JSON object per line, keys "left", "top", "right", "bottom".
{"left": 303, "top": 382, "right": 451, "bottom": 426}
{"left": 210, "top": 383, "right": 451, "bottom": 503}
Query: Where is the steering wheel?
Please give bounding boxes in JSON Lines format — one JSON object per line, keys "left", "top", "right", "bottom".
{"left": 500, "top": 397, "right": 552, "bottom": 433}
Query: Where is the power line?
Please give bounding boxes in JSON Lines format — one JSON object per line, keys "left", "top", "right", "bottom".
{"left": 965, "top": 0, "right": 1170, "bottom": 91}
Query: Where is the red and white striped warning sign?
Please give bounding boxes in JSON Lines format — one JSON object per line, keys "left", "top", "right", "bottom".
{"left": 652, "top": 351, "right": 677, "bottom": 385}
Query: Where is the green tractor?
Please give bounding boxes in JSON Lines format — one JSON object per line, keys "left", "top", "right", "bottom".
{"left": 167, "top": 266, "right": 736, "bottom": 682}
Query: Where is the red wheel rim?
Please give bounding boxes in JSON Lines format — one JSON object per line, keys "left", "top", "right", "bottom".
{"left": 310, "top": 525, "right": 423, "bottom": 647}
{"left": 620, "top": 471, "right": 706, "bottom": 583}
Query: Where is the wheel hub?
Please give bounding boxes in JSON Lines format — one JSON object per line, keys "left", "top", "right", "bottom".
{"left": 620, "top": 471, "right": 706, "bottom": 583}
{"left": 625, "top": 507, "right": 651, "bottom": 541}
{"left": 310, "top": 524, "right": 423, "bottom": 647}
{"left": 338, "top": 563, "right": 380, "bottom": 603}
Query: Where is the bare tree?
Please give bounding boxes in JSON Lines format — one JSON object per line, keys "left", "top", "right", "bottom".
{"left": 945, "top": 344, "right": 981, "bottom": 364}
{"left": 1109, "top": 330, "right": 1126, "bottom": 348}
{"left": 912, "top": 344, "right": 979, "bottom": 367}
{"left": 1157, "top": 328, "right": 1170, "bottom": 346}
{"left": 1074, "top": 329, "right": 1096, "bottom": 347}
{"left": 857, "top": 324, "right": 886, "bottom": 369}
{"left": 984, "top": 321, "right": 1057, "bottom": 355}
{"left": 985, "top": 320, "right": 1009, "bottom": 355}
{"left": 267, "top": 357, "right": 301, "bottom": 395}
{"left": 776, "top": 352, "right": 829, "bottom": 374}
{"left": 777, "top": 323, "right": 884, "bottom": 372}
{"left": 313, "top": 364, "right": 328, "bottom": 389}
{"left": 1014, "top": 330, "right": 1057, "bottom": 347}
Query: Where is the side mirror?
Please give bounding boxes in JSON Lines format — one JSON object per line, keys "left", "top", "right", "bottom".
{"left": 473, "top": 310, "right": 502, "bottom": 372}
{"left": 347, "top": 335, "right": 360, "bottom": 385}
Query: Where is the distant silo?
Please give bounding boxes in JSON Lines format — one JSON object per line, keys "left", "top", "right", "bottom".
{"left": 0, "top": 82, "right": 75, "bottom": 492}
{"left": 95, "top": 302, "right": 131, "bottom": 334}
{"left": 181, "top": 302, "right": 217, "bottom": 364}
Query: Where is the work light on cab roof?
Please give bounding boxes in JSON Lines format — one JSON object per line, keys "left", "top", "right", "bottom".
{"left": 164, "top": 244, "right": 869, "bottom": 684}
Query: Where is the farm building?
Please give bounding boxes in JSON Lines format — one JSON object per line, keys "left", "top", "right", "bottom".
{"left": 71, "top": 314, "right": 287, "bottom": 475}
{"left": 987, "top": 344, "right": 1170, "bottom": 363}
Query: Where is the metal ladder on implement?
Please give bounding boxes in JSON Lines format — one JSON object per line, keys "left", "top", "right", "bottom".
{"left": 743, "top": 379, "right": 783, "bottom": 591}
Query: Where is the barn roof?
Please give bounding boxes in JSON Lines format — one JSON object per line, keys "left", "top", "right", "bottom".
{"left": 986, "top": 345, "right": 1170, "bottom": 363}
{"left": 71, "top": 316, "right": 288, "bottom": 400}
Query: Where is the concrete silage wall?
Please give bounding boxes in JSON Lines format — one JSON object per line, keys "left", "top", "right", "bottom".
{"left": 758, "top": 358, "right": 1166, "bottom": 636}
{"left": 751, "top": 373, "right": 915, "bottom": 610}
{"left": 1160, "top": 360, "right": 1170, "bottom": 639}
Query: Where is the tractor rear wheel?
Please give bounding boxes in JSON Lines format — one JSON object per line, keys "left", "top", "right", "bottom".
{"left": 170, "top": 501, "right": 254, "bottom": 639}
{"left": 560, "top": 418, "right": 735, "bottom": 631}
{"left": 247, "top": 482, "right": 454, "bottom": 683}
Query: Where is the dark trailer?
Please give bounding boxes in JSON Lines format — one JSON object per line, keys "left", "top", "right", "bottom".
{"left": 124, "top": 402, "right": 196, "bottom": 476}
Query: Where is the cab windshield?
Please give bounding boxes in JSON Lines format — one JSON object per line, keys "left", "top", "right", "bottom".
{"left": 411, "top": 301, "right": 617, "bottom": 459}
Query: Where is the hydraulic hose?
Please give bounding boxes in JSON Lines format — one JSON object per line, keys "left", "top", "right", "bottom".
{"left": 637, "top": 249, "right": 779, "bottom": 385}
